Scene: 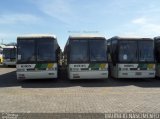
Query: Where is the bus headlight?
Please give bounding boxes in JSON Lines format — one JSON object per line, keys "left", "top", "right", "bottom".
{"left": 149, "top": 72, "right": 154, "bottom": 75}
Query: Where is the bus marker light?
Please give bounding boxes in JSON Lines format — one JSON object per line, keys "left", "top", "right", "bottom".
{"left": 73, "top": 74, "right": 80, "bottom": 78}
{"left": 149, "top": 73, "right": 154, "bottom": 75}
{"left": 102, "top": 73, "right": 107, "bottom": 75}
{"left": 49, "top": 73, "right": 54, "bottom": 75}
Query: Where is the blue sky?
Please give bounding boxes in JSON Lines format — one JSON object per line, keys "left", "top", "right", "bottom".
{"left": 0, "top": 0, "right": 160, "bottom": 49}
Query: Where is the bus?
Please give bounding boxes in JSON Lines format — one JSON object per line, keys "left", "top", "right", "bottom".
{"left": 3, "top": 46, "right": 16, "bottom": 66}
{"left": 64, "top": 35, "right": 108, "bottom": 80}
{"left": 154, "top": 36, "right": 160, "bottom": 78}
{"left": 0, "top": 44, "right": 6, "bottom": 64}
{"left": 107, "top": 36, "right": 155, "bottom": 78}
{"left": 0, "top": 49, "right": 3, "bottom": 64}
{"left": 16, "top": 35, "right": 61, "bottom": 80}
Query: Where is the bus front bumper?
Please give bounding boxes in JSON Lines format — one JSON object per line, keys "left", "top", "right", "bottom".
{"left": 68, "top": 71, "right": 108, "bottom": 80}
{"left": 118, "top": 70, "right": 155, "bottom": 78}
{"left": 3, "top": 61, "right": 16, "bottom": 66}
{"left": 16, "top": 71, "right": 57, "bottom": 80}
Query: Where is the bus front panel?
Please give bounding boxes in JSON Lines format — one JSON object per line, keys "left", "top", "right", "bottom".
{"left": 111, "top": 39, "right": 155, "bottom": 78}
{"left": 155, "top": 38, "right": 160, "bottom": 77}
{"left": 16, "top": 37, "right": 59, "bottom": 80}
{"left": 68, "top": 38, "right": 108, "bottom": 80}
{"left": 3, "top": 48, "right": 16, "bottom": 66}
{"left": 68, "top": 63, "right": 108, "bottom": 79}
{"left": 116, "top": 63, "right": 155, "bottom": 78}
{"left": 16, "top": 63, "right": 57, "bottom": 80}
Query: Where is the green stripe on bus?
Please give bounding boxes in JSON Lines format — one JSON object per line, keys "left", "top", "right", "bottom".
{"left": 138, "top": 64, "right": 147, "bottom": 69}
{"left": 88, "top": 63, "right": 107, "bottom": 70}
{"left": 137, "top": 64, "right": 154, "bottom": 70}
{"left": 89, "top": 64, "right": 100, "bottom": 68}
{"left": 35, "top": 64, "right": 48, "bottom": 69}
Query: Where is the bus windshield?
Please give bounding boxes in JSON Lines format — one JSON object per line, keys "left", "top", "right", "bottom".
{"left": 0, "top": 49, "right": 2, "bottom": 55}
{"left": 37, "top": 39, "right": 55, "bottom": 62}
{"left": 3, "top": 48, "right": 16, "bottom": 59}
{"left": 119, "top": 41, "right": 138, "bottom": 62}
{"left": 90, "top": 40, "right": 107, "bottom": 62}
{"left": 70, "top": 40, "right": 89, "bottom": 62}
{"left": 10, "top": 48, "right": 16, "bottom": 58}
{"left": 18, "top": 39, "right": 55, "bottom": 63}
{"left": 18, "top": 40, "right": 35, "bottom": 62}
{"left": 3, "top": 49, "right": 10, "bottom": 59}
{"left": 138, "top": 41, "right": 154, "bottom": 62}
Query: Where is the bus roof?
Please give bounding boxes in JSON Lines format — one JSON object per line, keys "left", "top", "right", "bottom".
{"left": 3, "top": 46, "right": 16, "bottom": 49}
{"left": 17, "top": 34, "right": 57, "bottom": 39}
{"left": 0, "top": 44, "right": 6, "bottom": 48}
{"left": 109, "top": 36, "right": 153, "bottom": 41}
{"left": 69, "top": 35, "right": 106, "bottom": 39}
{"left": 154, "top": 36, "right": 160, "bottom": 40}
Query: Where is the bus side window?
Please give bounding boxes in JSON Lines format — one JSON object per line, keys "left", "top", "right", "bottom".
{"left": 107, "top": 45, "right": 111, "bottom": 62}
{"left": 63, "top": 46, "right": 68, "bottom": 66}
{"left": 111, "top": 42, "right": 117, "bottom": 65}
{"left": 56, "top": 47, "right": 60, "bottom": 62}
{"left": 155, "top": 43, "right": 160, "bottom": 62}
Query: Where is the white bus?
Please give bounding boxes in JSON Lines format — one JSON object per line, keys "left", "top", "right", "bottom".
{"left": 107, "top": 36, "right": 155, "bottom": 78}
{"left": 0, "top": 49, "right": 3, "bottom": 64}
{"left": 16, "top": 35, "right": 61, "bottom": 80}
{"left": 0, "top": 44, "right": 6, "bottom": 64}
{"left": 154, "top": 36, "right": 160, "bottom": 78}
{"left": 64, "top": 35, "right": 108, "bottom": 80}
{"left": 3, "top": 46, "right": 16, "bottom": 66}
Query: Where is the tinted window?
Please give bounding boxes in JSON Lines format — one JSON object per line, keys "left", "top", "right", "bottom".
{"left": 37, "top": 39, "right": 55, "bottom": 61}
{"left": 18, "top": 40, "right": 35, "bottom": 62}
{"left": 138, "top": 41, "right": 154, "bottom": 62}
{"left": 70, "top": 40, "right": 89, "bottom": 62}
{"left": 111, "top": 40, "right": 118, "bottom": 63}
{"left": 155, "top": 40, "right": 160, "bottom": 62}
{"left": 10, "top": 48, "right": 16, "bottom": 58}
{"left": 0, "top": 49, "right": 2, "bottom": 54}
{"left": 90, "top": 40, "right": 107, "bottom": 62}
{"left": 3, "top": 48, "right": 16, "bottom": 59}
{"left": 119, "top": 41, "right": 138, "bottom": 62}
{"left": 3, "top": 49, "right": 10, "bottom": 59}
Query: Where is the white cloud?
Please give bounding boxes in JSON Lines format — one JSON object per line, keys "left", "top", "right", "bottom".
{"left": 0, "top": 14, "right": 40, "bottom": 24}
{"left": 120, "top": 32, "right": 146, "bottom": 38}
{"left": 33, "top": 0, "right": 74, "bottom": 25}
{"left": 132, "top": 18, "right": 147, "bottom": 25}
{"left": 121, "top": 17, "right": 160, "bottom": 37}
{"left": 139, "top": 23, "right": 160, "bottom": 36}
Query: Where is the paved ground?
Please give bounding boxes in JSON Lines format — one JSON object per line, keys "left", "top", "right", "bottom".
{"left": 0, "top": 66, "right": 160, "bottom": 115}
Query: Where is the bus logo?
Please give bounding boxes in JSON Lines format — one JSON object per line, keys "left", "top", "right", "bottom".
{"left": 21, "top": 65, "right": 32, "bottom": 68}
{"left": 124, "top": 65, "right": 135, "bottom": 67}
{"left": 74, "top": 65, "right": 86, "bottom": 68}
